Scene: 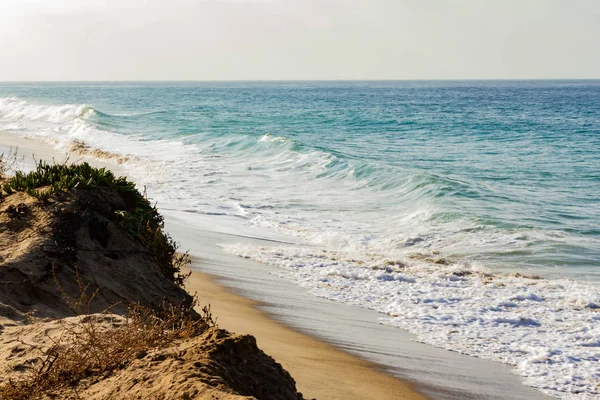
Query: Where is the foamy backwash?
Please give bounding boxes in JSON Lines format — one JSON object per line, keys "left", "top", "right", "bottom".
{"left": 1, "top": 81, "right": 599, "bottom": 398}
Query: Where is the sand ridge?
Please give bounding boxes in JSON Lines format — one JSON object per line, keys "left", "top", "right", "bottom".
{"left": 0, "top": 315, "right": 302, "bottom": 400}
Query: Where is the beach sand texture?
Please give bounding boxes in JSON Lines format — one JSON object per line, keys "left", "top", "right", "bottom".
{"left": 185, "top": 268, "right": 426, "bottom": 400}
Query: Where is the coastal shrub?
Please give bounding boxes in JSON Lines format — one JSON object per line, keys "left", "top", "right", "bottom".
{"left": 0, "top": 300, "right": 214, "bottom": 400}
{"left": 1, "top": 161, "right": 128, "bottom": 200}
{"left": 0, "top": 161, "right": 190, "bottom": 286}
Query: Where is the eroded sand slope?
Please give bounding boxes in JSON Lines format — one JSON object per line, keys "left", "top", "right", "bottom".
{"left": 0, "top": 179, "right": 304, "bottom": 400}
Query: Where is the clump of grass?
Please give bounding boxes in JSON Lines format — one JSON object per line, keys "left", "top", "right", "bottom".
{"left": 1, "top": 161, "right": 190, "bottom": 286}
{"left": 0, "top": 300, "right": 214, "bottom": 400}
{"left": 1, "top": 161, "right": 131, "bottom": 201}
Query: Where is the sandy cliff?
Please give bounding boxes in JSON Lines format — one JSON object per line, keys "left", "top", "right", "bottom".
{"left": 0, "top": 163, "right": 304, "bottom": 400}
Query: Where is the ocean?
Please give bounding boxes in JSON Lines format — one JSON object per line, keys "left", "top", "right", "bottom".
{"left": 0, "top": 81, "right": 599, "bottom": 398}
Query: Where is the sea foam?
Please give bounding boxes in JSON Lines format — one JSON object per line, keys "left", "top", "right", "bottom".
{"left": 0, "top": 96, "right": 93, "bottom": 124}
{"left": 221, "top": 243, "right": 600, "bottom": 399}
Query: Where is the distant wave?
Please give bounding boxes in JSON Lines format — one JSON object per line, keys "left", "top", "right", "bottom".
{"left": 0, "top": 96, "right": 170, "bottom": 126}
{"left": 94, "top": 110, "right": 169, "bottom": 118}
{"left": 0, "top": 97, "right": 95, "bottom": 124}
{"left": 2, "top": 96, "right": 596, "bottom": 284}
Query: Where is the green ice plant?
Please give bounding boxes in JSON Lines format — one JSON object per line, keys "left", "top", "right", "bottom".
{"left": 2, "top": 162, "right": 125, "bottom": 198}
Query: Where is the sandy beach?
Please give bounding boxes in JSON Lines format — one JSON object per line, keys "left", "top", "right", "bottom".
{"left": 184, "top": 267, "right": 425, "bottom": 400}
{"left": 163, "top": 208, "right": 551, "bottom": 400}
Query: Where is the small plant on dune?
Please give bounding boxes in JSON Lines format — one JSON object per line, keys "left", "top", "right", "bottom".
{"left": 0, "top": 147, "right": 21, "bottom": 174}
{"left": 0, "top": 147, "right": 23, "bottom": 190}
{"left": 52, "top": 263, "right": 102, "bottom": 316}
{"left": 0, "top": 300, "right": 214, "bottom": 400}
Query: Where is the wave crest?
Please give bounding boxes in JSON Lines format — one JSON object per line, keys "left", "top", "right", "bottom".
{"left": 0, "top": 97, "right": 95, "bottom": 124}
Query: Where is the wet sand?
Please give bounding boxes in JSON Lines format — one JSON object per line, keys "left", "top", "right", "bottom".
{"left": 163, "top": 209, "right": 550, "bottom": 400}
{"left": 184, "top": 268, "right": 426, "bottom": 400}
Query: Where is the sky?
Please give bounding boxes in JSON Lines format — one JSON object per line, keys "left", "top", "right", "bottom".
{"left": 0, "top": 0, "right": 599, "bottom": 81}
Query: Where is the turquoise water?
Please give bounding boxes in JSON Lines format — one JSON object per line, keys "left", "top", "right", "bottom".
{"left": 0, "top": 81, "right": 599, "bottom": 280}
{"left": 2, "top": 81, "right": 600, "bottom": 398}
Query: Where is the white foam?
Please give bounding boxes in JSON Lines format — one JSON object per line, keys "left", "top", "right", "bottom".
{"left": 221, "top": 243, "right": 600, "bottom": 399}
{"left": 0, "top": 96, "right": 93, "bottom": 124}
{"left": 258, "top": 133, "right": 288, "bottom": 143}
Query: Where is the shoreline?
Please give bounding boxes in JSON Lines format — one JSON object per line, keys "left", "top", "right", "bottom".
{"left": 163, "top": 209, "right": 551, "bottom": 400}
{"left": 183, "top": 266, "right": 426, "bottom": 400}
{"left": 0, "top": 132, "right": 428, "bottom": 399}
{"left": 1, "top": 132, "right": 554, "bottom": 400}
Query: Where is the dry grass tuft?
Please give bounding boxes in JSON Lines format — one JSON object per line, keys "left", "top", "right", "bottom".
{"left": 0, "top": 147, "right": 22, "bottom": 178}
{"left": 0, "top": 300, "right": 214, "bottom": 400}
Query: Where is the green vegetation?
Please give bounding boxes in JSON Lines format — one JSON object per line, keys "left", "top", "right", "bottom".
{"left": 1, "top": 162, "right": 131, "bottom": 200}
{"left": 0, "top": 161, "right": 189, "bottom": 287}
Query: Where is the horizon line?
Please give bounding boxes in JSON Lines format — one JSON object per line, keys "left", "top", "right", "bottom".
{"left": 1, "top": 78, "right": 600, "bottom": 83}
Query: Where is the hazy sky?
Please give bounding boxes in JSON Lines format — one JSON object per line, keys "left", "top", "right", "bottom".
{"left": 1, "top": 0, "right": 599, "bottom": 80}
